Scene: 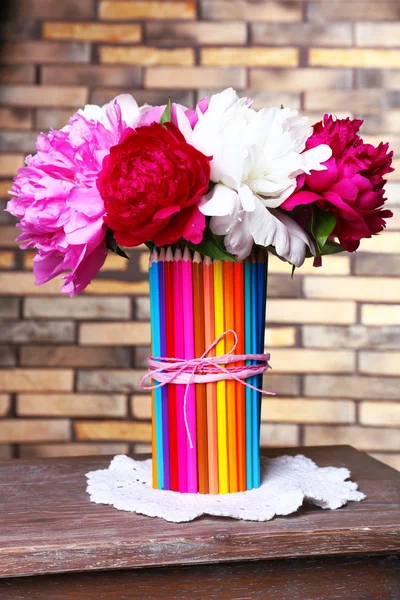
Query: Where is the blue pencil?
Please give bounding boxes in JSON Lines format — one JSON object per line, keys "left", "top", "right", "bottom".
{"left": 150, "top": 250, "right": 164, "bottom": 489}
{"left": 158, "top": 248, "right": 170, "bottom": 490}
{"left": 244, "top": 259, "right": 252, "bottom": 490}
{"left": 250, "top": 255, "right": 259, "bottom": 488}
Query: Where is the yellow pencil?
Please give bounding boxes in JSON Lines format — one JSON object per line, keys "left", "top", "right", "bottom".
{"left": 213, "top": 260, "right": 229, "bottom": 494}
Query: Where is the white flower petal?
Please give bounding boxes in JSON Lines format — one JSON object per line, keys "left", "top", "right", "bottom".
{"left": 211, "top": 212, "right": 254, "bottom": 260}
{"left": 199, "top": 184, "right": 239, "bottom": 217}
{"left": 113, "top": 94, "right": 140, "bottom": 128}
{"left": 300, "top": 143, "right": 332, "bottom": 174}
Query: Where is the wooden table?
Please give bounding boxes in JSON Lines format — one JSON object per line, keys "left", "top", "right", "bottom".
{"left": 0, "top": 446, "right": 399, "bottom": 599}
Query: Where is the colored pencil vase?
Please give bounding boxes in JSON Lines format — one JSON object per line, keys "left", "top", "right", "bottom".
{"left": 149, "top": 247, "right": 268, "bottom": 494}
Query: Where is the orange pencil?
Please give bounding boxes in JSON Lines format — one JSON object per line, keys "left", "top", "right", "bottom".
{"left": 223, "top": 261, "right": 238, "bottom": 493}
{"left": 203, "top": 256, "right": 219, "bottom": 494}
{"left": 234, "top": 260, "right": 246, "bottom": 491}
{"left": 193, "top": 251, "right": 209, "bottom": 494}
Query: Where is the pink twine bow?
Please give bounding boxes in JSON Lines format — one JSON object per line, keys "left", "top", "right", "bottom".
{"left": 140, "top": 330, "right": 275, "bottom": 449}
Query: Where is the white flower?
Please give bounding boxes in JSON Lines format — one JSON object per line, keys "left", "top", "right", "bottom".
{"left": 78, "top": 94, "right": 140, "bottom": 130}
{"left": 191, "top": 88, "right": 332, "bottom": 265}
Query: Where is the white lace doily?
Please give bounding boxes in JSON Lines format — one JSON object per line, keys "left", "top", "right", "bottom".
{"left": 86, "top": 454, "right": 366, "bottom": 523}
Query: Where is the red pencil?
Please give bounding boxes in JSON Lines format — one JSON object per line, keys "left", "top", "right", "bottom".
{"left": 165, "top": 247, "right": 179, "bottom": 491}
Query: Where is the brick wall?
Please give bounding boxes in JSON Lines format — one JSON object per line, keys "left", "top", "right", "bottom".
{"left": 0, "top": 0, "right": 399, "bottom": 468}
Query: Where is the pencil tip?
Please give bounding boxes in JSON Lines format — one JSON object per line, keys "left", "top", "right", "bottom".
{"left": 183, "top": 246, "right": 191, "bottom": 261}
{"left": 166, "top": 246, "right": 173, "bottom": 261}
{"left": 150, "top": 248, "right": 158, "bottom": 264}
{"left": 159, "top": 247, "right": 166, "bottom": 261}
{"left": 193, "top": 251, "right": 202, "bottom": 263}
{"left": 174, "top": 246, "right": 182, "bottom": 260}
{"left": 204, "top": 255, "right": 212, "bottom": 265}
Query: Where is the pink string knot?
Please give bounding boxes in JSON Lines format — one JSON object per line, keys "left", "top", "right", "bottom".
{"left": 140, "top": 329, "right": 275, "bottom": 448}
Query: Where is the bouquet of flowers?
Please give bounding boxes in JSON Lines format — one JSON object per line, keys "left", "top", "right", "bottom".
{"left": 7, "top": 87, "right": 393, "bottom": 294}
{"left": 7, "top": 88, "right": 394, "bottom": 495}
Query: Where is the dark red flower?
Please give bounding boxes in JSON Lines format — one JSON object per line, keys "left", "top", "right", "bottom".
{"left": 97, "top": 122, "right": 211, "bottom": 247}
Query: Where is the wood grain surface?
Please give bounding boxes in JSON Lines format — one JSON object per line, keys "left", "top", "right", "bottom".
{"left": 0, "top": 446, "right": 399, "bottom": 579}
{"left": 1, "top": 554, "right": 399, "bottom": 600}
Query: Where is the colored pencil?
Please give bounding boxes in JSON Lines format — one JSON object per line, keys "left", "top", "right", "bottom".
{"left": 193, "top": 251, "right": 209, "bottom": 494}
{"left": 234, "top": 260, "right": 246, "bottom": 492}
{"left": 223, "top": 260, "right": 238, "bottom": 493}
{"left": 149, "top": 250, "right": 164, "bottom": 489}
{"left": 165, "top": 247, "right": 178, "bottom": 491}
{"left": 158, "top": 248, "right": 170, "bottom": 490}
{"left": 213, "top": 260, "right": 229, "bottom": 494}
{"left": 173, "top": 247, "right": 188, "bottom": 493}
{"left": 203, "top": 256, "right": 219, "bottom": 494}
{"left": 244, "top": 259, "right": 252, "bottom": 490}
{"left": 182, "top": 247, "right": 198, "bottom": 493}
{"left": 250, "top": 255, "right": 259, "bottom": 489}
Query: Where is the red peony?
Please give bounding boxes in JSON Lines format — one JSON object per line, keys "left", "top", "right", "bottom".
{"left": 97, "top": 122, "right": 211, "bottom": 247}
{"left": 282, "top": 115, "right": 393, "bottom": 252}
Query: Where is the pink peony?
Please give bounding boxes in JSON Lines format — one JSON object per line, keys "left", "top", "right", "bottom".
{"left": 282, "top": 115, "right": 393, "bottom": 252}
{"left": 7, "top": 95, "right": 139, "bottom": 296}
{"left": 138, "top": 96, "right": 209, "bottom": 130}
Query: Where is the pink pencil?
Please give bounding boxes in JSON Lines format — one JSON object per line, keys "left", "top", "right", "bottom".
{"left": 173, "top": 247, "right": 188, "bottom": 493}
{"left": 182, "top": 247, "right": 198, "bottom": 493}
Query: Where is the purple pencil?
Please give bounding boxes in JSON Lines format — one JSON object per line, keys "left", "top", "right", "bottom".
{"left": 182, "top": 246, "right": 198, "bottom": 493}
{"left": 173, "top": 247, "right": 188, "bottom": 493}
{"left": 158, "top": 248, "right": 170, "bottom": 490}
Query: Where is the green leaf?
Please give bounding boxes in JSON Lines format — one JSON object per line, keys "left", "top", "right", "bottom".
{"left": 185, "top": 226, "right": 237, "bottom": 262}
{"left": 310, "top": 207, "right": 337, "bottom": 253}
{"left": 319, "top": 239, "right": 345, "bottom": 255}
{"left": 160, "top": 99, "right": 172, "bottom": 127}
{"left": 105, "top": 229, "right": 130, "bottom": 260}
{"left": 144, "top": 241, "right": 154, "bottom": 253}
{"left": 280, "top": 104, "right": 284, "bottom": 109}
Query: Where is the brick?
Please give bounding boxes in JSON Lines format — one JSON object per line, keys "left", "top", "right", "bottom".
{"left": 364, "top": 133, "right": 400, "bottom": 154}
{"left": 0, "top": 273, "right": 147, "bottom": 296}
{"left": 0, "top": 131, "right": 41, "bottom": 154}
{"left": 360, "top": 402, "right": 400, "bottom": 427}
{"left": 304, "top": 89, "right": 389, "bottom": 113}
{"left": 358, "top": 232, "right": 400, "bottom": 254}
{"left": 269, "top": 254, "right": 350, "bottom": 275}
{"left": 201, "top": 47, "right": 298, "bottom": 67}
{"left": 77, "top": 370, "right": 145, "bottom": 393}
{"left": 134, "top": 443, "right": 152, "bottom": 454}
{"left": 356, "top": 70, "right": 400, "bottom": 92}
{"left": 249, "top": 68, "right": 352, "bottom": 92}
{"left": 303, "top": 325, "right": 400, "bottom": 350}
{"left": 359, "top": 351, "right": 400, "bottom": 376}
{"left": 267, "top": 275, "right": 301, "bottom": 298}
{"left": 0, "top": 370, "right": 73, "bottom": 392}
{"left": 355, "top": 254, "right": 400, "bottom": 277}
{"left": 43, "top": 22, "right": 142, "bottom": 43}
{"left": 146, "top": 22, "right": 247, "bottom": 46}
{"left": 2, "top": 42, "right": 91, "bottom": 64}
{"left": 267, "top": 300, "right": 356, "bottom": 325}
{"left": 305, "top": 375, "right": 400, "bottom": 401}
{"left": 240, "top": 91, "right": 301, "bottom": 111}
{"left": 307, "top": 2, "right": 400, "bottom": 22}
{"left": 133, "top": 346, "right": 151, "bottom": 368}
{"left": 262, "top": 398, "right": 355, "bottom": 424}
{"left": 24, "top": 297, "right": 131, "bottom": 320}
{"left": 0, "top": 184, "right": 13, "bottom": 200}
{"left": 0, "top": 321, "right": 74, "bottom": 343}
{"left": 19, "top": 442, "right": 129, "bottom": 458}
{"left": 385, "top": 182, "right": 400, "bottom": 206}
{"left": 310, "top": 48, "right": 400, "bottom": 69}
{"left": 371, "top": 453, "right": 400, "bottom": 471}
{"left": 100, "top": 46, "right": 194, "bottom": 66}
{"left": 0, "top": 395, "right": 10, "bottom": 416}
{"left": 304, "top": 425, "right": 400, "bottom": 451}
{"left": 0, "top": 420, "right": 70, "bottom": 443}
{"left": 17, "top": 393, "right": 127, "bottom": 417}
{"left": 131, "top": 395, "right": 151, "bottom": 419}
{"left": 41, "top": 65, "right": 141, "bottom": 88}
{"left": 0, "top": 154, "right": 24, "bottom": 177}
{"left": 0, "top": 251, "right": 14, "bottom": 269}
{"left": 252, "top": 23, "right": 352, "bottom": 47}
{"left": 389, "top": 158, "right": 400, "bottom": 180}
{"left": 260, "top": 424, "right": 298, "bottom": 447}
{"left": 263, "top": 374, "right": 300, "bottom": 397}
{"left": 0, "top": 86, "right": 88, "bottom": 108}
{"left": 145, "top": 67, "right": 244, "bottom": 90}
{"left": 0, "top": 347, "right": 17, "bottom": 367}
{"left": 270, "top": 349, "right": 354, "bottom": 374}
{"left": 13, "top": 0, "right": 95, "bottom": 19}
{"left": 99, "top": 1, "right": 196, "bottom": 20}
{"left": 0, "top": 226, "right": 21, "bottom": 247}
{"left": 304, "top": 276, "right": 400, "bottom": 302}
{"left": 35, "top": 109, "right": 77, "bottom": 130}
{"left": 75, "top": 420, "right": 151, "bottom": 442}
{"left": 0, "top": 65, "right": 36, "bottom": 84}
{"left": 20, "top": 346, "right": 131, "bottom": 368}
{"left": 0, "top": 298, "right": 19, "bottom": 319}
{"left": 0, "top": 108, "right": 32, "bottom": 130}
{"left": 362, "top": 304, "right": 400, "bottom": 326}
{"left": 91, "top": 88, "right": 194, "bottom": 108}
{"left": 102, "top": 252, "right": 130, "bottom": 271}
{"left": 0, "top": 19, "right": 40, "bottom": 43}
{"left": 356, "top": 23, "right": 400, "bottom": 48}
{"left": 265, "top": 327, "right": 296, "bottom": 348}
{"left": 0, "top": 446, "right": 12, "bottom": 460}
{"left": 201, "top": 0, "right": 302, "bottom": 22}
{"left": 79, "top": 322, "right": 150, "bottom": 346}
